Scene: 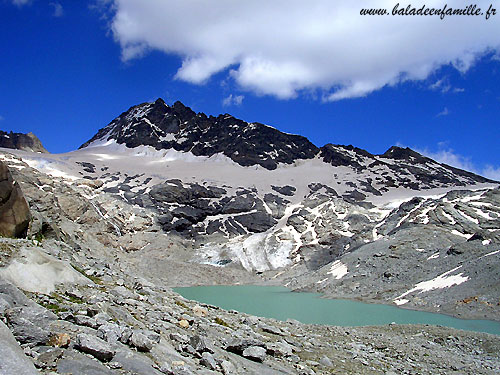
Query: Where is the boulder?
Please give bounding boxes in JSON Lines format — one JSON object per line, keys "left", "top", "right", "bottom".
{"left": 319, "top": 356, "right": 333, "bottom": 367}
{"left": 128, "top": 330, "right": 154, "bottom": 352}
{"left": 74, "top": 333, "right": 115, "bottom": 362}
{"left": 190, "top": 334, "right": 213, "bottom": 354}
{"left": 5, "top": 305, "right": 56, "bottom": 345}
{"left": 219, "top": 360, "right": 237, "bottom": 374}
{"left": 200, "top": 352, "right": 218, "bottom": 370}
{"left": 112, "top": 349, "right": 164, "bottom": 375}
{"left": 34, "top": 347, "right": 64, "bottom": 369}
{"left": 0, "top": 161, "right": 30, "bottom": 238}
{"left": 242, "top": 346, "right": 266, "bottom": 362}
{"left": 225, "top": 338, "right": 266, "bottom": 354}
{"left": 0, "top": 320, "right": 39, "bottom": 375}
{"left": 57, "top": 349, "right": 114, "bottom": 375}
{"left": 97, "top": 323, "right": 123, "bottom": 343}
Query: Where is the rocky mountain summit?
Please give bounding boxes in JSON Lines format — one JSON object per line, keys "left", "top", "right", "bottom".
{"left": 80, "top": 99, "right": 318, "bottom": 170}
{"left": 0, "top": 130, "right": 48, "bottom": 153}
{"left": 0, "top": 100, "right": 499, "bottom": 374}
{"left": 79, "top": 98, "right": 493, "bottom": 186}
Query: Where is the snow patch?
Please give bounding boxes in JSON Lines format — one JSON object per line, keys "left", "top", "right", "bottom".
{"left": 427, "top": 252, "right": 440, "bottom": 260}
{"left": 451, "top": 230, "right": 473, "bottom": 239}
{"left": 327, "top": 260, "right": 348, "bottom": 280}
{"left": 394, "top": 266, "right": 469, "bottom": 305}
{"left": 394, "top": 299, "right": 409, "bottom": 306}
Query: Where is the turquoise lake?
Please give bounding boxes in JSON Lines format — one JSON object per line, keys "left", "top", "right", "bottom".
{"left": 174, "top": 285, "right": 500, "bottom": 336}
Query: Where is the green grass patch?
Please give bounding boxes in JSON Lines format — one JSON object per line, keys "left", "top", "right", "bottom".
{"left": 42, "top": 303, "right": 68, "bottom": 314}
{"left": 175, "top": 300, "right": 187, "bottom": 308}
{"left": 215, "top": 317, "right": 231, "bottom": 328}
{"left": 71, "top": 264, "right": 102, "bottom": 284}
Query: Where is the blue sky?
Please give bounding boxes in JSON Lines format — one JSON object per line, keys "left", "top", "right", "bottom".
{"left": 1, "top": 1, "right": 499, "bottom": 179}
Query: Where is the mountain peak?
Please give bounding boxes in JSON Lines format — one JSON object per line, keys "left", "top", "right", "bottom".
{"left": 0, "top": 130, "right": 48, "bottom": 153}
{"left": 80, "top": 100, "right": 318, "bottom": 170}
{"left": 381, "top": 146, "right": 426, "bottom": 161}
{"left": 79, "top": 99, "right": 496, "bottom": 185}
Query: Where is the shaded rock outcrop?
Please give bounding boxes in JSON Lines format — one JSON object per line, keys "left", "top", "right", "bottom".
{"left": 0, "top": 130, "right": 48, "bottom": 153}
{"left": 0, "top": 161, "right": 30, "bottom": 238}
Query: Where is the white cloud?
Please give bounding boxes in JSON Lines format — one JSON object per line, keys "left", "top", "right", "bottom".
{"left": 50, "top": 2, "right": 64, "bottom": 17}
{"left": 429, "top": 78, "right": 451, "bottom": 93}
{"left": 0, "top": 115, "right": 4, "bottom": 121}
{"left": 105, "top": 0, "right": 500, "bottom": 101}
{"left": 222, "top": 94, "right": 244, "bottom": 107}
{"left": 481, "top": 166, "right": 500, "bottom": 181}
{"left": 429, "top": 77, "right": 465, "bottom": 94}
{"left": 416, "top": 146, "right": 500, "bottom": 181}
{"left": 436, "top": 107, "right": 449, "bottom": 117}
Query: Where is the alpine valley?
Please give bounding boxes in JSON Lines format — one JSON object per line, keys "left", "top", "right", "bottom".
{"left": 0, "top": 98, "right": 499, "bottom": 374}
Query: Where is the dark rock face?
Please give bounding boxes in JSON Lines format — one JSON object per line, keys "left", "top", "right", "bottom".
{"left": 0, "top": 161, "right": 30, "bottom": 238}
{"left": 0, "top": 131, "right": 48, "bottom": 153}
{"left": 124, "top": 179, "right": 279, "bottom": 236}
{"left": 320, "top": 144, "right": 372, "bottom": 171}
{"left": 80, "top": 99, "right": 318, "bottom": 170}
{"left": 271, "top": 185, "right": 296, "bottom": 196}
{"left": 322, "top": 144, "right": 495, "bottom": 189}
{"left": 234, "top": 211, "right": 277, "bottom": 233}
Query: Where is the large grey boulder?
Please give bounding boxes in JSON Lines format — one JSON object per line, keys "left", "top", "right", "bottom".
{"left": 112, "top": 349, "right": 164, "bottom": 375}
{"left": 0, "top": 277, "right": 33, "bottom": 307}
{"left": 97, "top": 322, "right": 123, "bottom": 343}
{"left": 190, "top": 334, "right": 214, "bottom": 354}
{"left": 225, "top": 338, "right": 266, "bottom": 354}
{"left": 200, "top": 352, "right": 218, "bottom": 370}
{"left": 5, "top": 305, "right": 56, "bottom": 345}
{"left": 74, "top": 333, "right": 115, "bottom": 362}
{"left": 242, "top": 346, "right": 267, "bottom": 362}
{"left": 128, "top": 330, "right": 154, "bottom": 352}
{"left": 0, "top": 320, "right": 39, "bottom": 375}
{"left": 57, "top": 349, "right": 114, "bottom": 375}
{"left": 0, "top": 161, "right": 30, "bottom": 238}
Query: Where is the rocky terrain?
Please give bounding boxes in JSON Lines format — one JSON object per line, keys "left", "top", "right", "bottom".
{"left": 0, "top": 99, "right": 499, "bottom": 373}
{"left": 2, "top": 258, "right": 500, "bottom": 375}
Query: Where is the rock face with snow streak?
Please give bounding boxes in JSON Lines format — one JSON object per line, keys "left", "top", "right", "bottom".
{"left": 288, "top": 187, "right": 500, "bottom": 320}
